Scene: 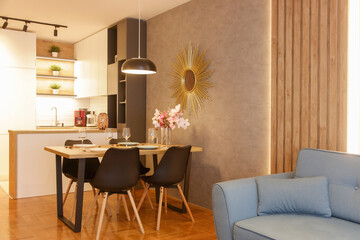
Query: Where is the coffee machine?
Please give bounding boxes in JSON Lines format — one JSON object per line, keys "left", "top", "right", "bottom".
{"left": 74, "top": 109, "right": 86, "bottom": 127}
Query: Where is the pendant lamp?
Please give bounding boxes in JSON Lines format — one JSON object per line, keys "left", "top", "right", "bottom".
{"left": 121, "top": 0, "right": 157, "bottom": 75}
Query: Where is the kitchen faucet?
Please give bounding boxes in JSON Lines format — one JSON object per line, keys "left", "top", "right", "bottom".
{"left": 51, "top": 107, "right": 60, "bottom": 126}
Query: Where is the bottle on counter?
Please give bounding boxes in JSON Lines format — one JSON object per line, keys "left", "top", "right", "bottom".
{"left": 86, "top": 111, "right": 97, "bottom": 127}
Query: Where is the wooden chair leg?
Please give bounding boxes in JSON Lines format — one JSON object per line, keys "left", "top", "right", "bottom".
{"left": 70, "top": 183, "right": 78, "bottom": 220}
{"left": 132, "top": 183, "right": 149, "bottom": 221}
{"left": 85, "top": 190, "right": 100, "bottom": 226}
{"left": 140, "top": 179, "right": 153, "bottom": 209}
{"left": 121, "top": 195, "right": 130, "bottom": 221}
{"left": 101, "top": 192, "right": 112, "bottom": 217}
{"left": 92, "top": 186, "right": 99, "bottom": 207}
{"left": 132, "top": 186, "right": 136, "bottom": 201}
{"left": 176, "top": 184, "right": 194, "bottom": 222}
{"left": 127, "top": 190, "right": 145, "bottom": 234}
{"left": 116, "top": 194, "right": 121, "bottom": 215}
{"left": 96, "top": 192, "right": 109, "bottom": 240}
{"left": 63, "top": 179, "right": 73, "bottom": 206}
{"left": 156, "top": 187, "right": 164, "bottom": 231}
{"left": 164, "top": 188, "right": 167, "bottom": 213}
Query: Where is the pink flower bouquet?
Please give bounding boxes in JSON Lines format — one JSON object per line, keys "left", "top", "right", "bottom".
{"left": 152, "top": 104, "right": 190, "bottom": 129}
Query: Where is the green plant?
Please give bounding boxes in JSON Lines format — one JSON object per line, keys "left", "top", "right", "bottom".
{"left": 49, "top": 45, "right": 60, "bottom": 53}
{"left": 50, "top": 83, "right": 61, "bottom": 89}
{"left": 50, "top": 64, "right": 62, "bottom": 71}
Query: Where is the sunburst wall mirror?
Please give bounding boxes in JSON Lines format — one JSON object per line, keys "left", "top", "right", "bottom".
{"left": 170, "top": 43, "right": 213, "bottom": 116}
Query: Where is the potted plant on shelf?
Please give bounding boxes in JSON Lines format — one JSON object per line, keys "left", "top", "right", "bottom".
{"left": 49, "top": 45, "right": 60, "bottom": 58}
{"left": 50, "top": 64, "right": 62, "bottom": 76}
{"left": 50, "top": 83, "right": 61, "bottom": 94}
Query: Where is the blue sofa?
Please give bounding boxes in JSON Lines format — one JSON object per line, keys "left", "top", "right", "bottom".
{"left": 212, "top": 149, "right": 360, "bottom": 240}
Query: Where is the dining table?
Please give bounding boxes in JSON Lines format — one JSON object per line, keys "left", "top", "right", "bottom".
{"left": 44, "top": 144, "right": 203, "bottom": 233}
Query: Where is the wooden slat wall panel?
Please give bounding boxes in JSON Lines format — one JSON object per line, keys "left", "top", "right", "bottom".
{"left": 271, "top": 0, "right": 348, "bottom": 173}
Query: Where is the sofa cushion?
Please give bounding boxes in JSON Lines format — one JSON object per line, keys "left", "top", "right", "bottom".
{"left": 295, "top": 149, "right": 360, "bottom": 224}
{"left": 234, "top": 215, "right": 360, "bottom": 240}
{"left": 256, "top": 176, "right": 331, "bottom": 217}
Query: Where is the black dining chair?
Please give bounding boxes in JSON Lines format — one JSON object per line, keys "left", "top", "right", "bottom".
{"left": 62, "top": 139, "right": 100, "bottom": 211}
{"left": 135, "top": 145, "right": 194, "bottom": 230}
{"left": 85, "top": 147, "right": 144, "bottom": 240}
{"left": 109, "top": 138, "right": 153, "bottom": 209}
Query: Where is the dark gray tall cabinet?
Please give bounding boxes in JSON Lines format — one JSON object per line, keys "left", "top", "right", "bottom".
{"left": 107, "top": 18, "right": 146, "bottom": 142}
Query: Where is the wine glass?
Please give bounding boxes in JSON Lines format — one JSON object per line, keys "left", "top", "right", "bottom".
{"left": 105, "top": 128, "right": 113, "bottom": 144}
{"left": 148, "top": 128, "right": 157, "bottom": 144}
{"left": 122, "top": 128, "right": 131, "bottom": 146}
{"left": 78, "top": 128, "right": 87, "bottom": 149}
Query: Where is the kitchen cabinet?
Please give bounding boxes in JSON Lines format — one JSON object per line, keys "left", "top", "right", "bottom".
{"left": 74, "top": 29, "right": 107, "bottom": 98}
{"left": 107, "top": 19, "right": 146, "bottom": 142}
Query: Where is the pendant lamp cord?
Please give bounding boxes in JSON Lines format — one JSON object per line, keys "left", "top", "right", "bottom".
{"left": 138, "top": 0, "right": 141, "bottom": 58}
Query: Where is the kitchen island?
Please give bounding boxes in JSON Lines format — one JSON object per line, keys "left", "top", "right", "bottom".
{"left": 8, "top": 128, "right": 116, "bottom": 199}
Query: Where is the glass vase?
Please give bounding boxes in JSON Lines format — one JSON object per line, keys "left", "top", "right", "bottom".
{"left": 160, "top": 127, "right": 171, "bottom": 145}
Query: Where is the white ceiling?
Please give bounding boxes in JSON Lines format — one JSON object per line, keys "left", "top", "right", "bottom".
{"left": 0, "top": 0, "right": 190, "bottom": 43}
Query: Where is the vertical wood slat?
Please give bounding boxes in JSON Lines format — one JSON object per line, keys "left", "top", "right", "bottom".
{"left": 337, "top": 0, "right": 348, "bottom": 151}
{"left": 284, "top": 0, "right": 293, "bottom": 172}
{"left": 271, "top": 0, "right": 278, "bottom": 174}
{"left": 300, "top": 0, "right": 310, "bottom": 149}
{"left": 328, "top": 0, "right": 338, "bottom": 150}
{"left": 292, "top": 0, "right": 301, "bottom": 171}
{"left": 276, "top": 0, "right": 285, "bottom": 173}
{"left": 318, "top": 0, "right": 329, "bottom": 150}
{"left": 271, "top": 0, "right": 348, "bottom": 173}
{"left": 309, "top": 0, "right": 319, "bottom": 149}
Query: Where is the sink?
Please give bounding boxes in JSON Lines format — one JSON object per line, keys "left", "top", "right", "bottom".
{"left": 36, "top": 126, "right": 76, "bottom": 129}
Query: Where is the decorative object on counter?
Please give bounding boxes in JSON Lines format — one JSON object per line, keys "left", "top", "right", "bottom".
{"left": 97, "top": 113, "right": 109, "bottom": 130}
{"left": 170, "top": 42, "right": 214, "bottom": 116}
{"left": 50, "top": 64, "right": 62, "bottom": 76}
{"left": 49, "top": 82, "right": 61, "bottom": 94}
{"left": 152, "top": 104, "right": 190, "bottom": 145}
{"left": 49, "top": 45, "right": 60, "bottom": 57}
{"left": 121, "top": 0, "right": 157, "bottom": 75}
{"left": 74, "top": 109, "right": 87, "bottom": 127}
{"left": 86, "top": 111, "right": 97, "bottom": 127}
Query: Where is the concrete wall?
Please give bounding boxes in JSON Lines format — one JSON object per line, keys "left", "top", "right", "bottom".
{"left": 146, "top": 0, "right": 271, "bottom": 208}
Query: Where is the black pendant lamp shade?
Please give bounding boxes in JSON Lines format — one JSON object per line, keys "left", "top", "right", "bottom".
{"left": 121, "top": 58, "right": 157, "bottom": 75}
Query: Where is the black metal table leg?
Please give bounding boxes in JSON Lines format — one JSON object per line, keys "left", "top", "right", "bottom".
{"left": 152, "top": 154, "right": 159, "bottom": 202}
{"left": 55, "top": 155, "right": 86, "bottom": 233}
{"left": 55, "top": 155, "right": 63, "bottom": 217}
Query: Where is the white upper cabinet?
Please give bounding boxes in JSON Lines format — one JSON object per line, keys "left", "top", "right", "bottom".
{"left": 0, "top": 29, "right": 36, "bottom": 69}
{"left": 74, "top": 29, "right": 107, "bottom": 98}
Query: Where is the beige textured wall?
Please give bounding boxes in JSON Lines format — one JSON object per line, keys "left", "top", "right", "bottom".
{"left": 146, "top": 0, "right": 271, "bottom": 208}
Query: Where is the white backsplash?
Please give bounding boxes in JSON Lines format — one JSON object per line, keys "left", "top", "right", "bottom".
{"left": 36, "top": 96, "right": 107, "bottom": 126}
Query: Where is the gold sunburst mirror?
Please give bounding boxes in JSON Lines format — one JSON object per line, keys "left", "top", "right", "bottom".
{"left": 170, "top": 43, "right": 213, "bottom": 116}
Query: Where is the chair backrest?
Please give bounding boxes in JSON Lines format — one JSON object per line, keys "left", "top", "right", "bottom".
{"left": 63, "top": 139, "right": 99, "bottom": 180}
{"left": 65, "top": 139, "right": 92, "bottom": 146}
{"left": 295, "top": 148, "right": 360, "bottom": 224}
{"left": 109, "top": 138, "right": 124, "bottom": 144}
{"left": 151, "top": 146, "right": 191, "bottom": 186}
{"left": 91, "top": 147, "right": 140, "bottom": 192}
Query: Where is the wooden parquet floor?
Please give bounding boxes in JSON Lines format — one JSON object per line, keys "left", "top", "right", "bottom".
{"left": 0, "top": 188, "right": 217, "bottom": 240}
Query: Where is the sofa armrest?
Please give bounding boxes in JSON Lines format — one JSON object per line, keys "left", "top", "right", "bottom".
{"left": 212, "top": 172, "right": 294, "bottom": 240}
{"left": 212, "top": 178, "right": 258, "bottom": 240}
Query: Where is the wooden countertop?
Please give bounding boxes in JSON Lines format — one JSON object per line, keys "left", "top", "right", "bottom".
{"left": 8, "top": 127, "right": 110, "bottom": 134}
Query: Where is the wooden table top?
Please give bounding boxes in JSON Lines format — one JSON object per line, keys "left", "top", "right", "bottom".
{"left": 44, "top": 144, "right": 203, "bottom": 159}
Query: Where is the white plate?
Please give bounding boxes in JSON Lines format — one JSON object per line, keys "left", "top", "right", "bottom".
{"left": 73, "top": 144, "right": 97, "bottom": 148}
{"left": 137, "top": 145, "right": 159, "bottom": 150}
{"left": 119, "top": 142, "right": 139, "bottom": 146}
{"left": 88, "top": 148, "right": 109, "bottom": 152}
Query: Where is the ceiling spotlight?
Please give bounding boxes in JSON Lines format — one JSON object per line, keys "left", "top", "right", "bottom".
{"left": 2, "top": 19, "right": 8, "bottom": 29}
{"left": 54, "top": 26, "right": 58, "bottom": 37}
{"left": 23, "top": 22, "right": 28, "bottom": 32}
